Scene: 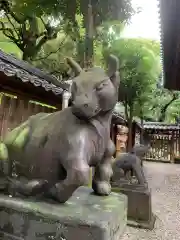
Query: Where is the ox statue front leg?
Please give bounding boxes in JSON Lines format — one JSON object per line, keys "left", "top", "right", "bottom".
{"left": 48, "top": 161, "right": 90, "bottom": 203}
{"left": 92, "top": 140, "right": 115, "bottom": 195}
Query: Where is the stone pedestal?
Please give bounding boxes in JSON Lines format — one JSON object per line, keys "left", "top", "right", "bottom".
{"left": 112, "top": 183, "right": 156, "bottom": 230}
{"left": 0, "top": 186, "right": 127, "bottom": 240}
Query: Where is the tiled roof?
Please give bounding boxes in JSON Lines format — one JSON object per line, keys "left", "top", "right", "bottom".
{"left": 112, "top": 111, "right": 142, "bottom": 129}
{"left": 112, "top": 112, "right": 127, "bottom": 125}
{"left": 0, "top": 50, "right": 70, "bottom": 95}
{"left": 143, "top": 122, "right": 180, "bottom": 130}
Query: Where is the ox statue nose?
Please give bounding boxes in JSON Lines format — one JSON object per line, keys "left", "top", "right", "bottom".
{"left": 83, "top": 103, "right": 89, "bottom": 108}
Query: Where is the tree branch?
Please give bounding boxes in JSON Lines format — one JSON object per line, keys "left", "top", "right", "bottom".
{"left": 49, "top": 70, "right": 62, "bottom": 75}
{"left": 158, "top": 93, "right": 179, "bottom": 122}
{"left": 0, "top": 1, "right": 23, "bottom": 47}
{"left": 1, "top": 0, "right": 22, "bottom": 24}
{"left": 40, "top": 17, "right": 46, "bottom": 26}
{"left": 34, "top": 36, "right": 48, "bottom": 54}
{"left": 0, "top": 21, "right": 15, "bottom": 38}
{"left": 4, "top": 12, "right": 19, "bottom": 37}
{"left": 32, "top": 36, "right": 66, "bottom": 61}
{"left": 0, "top": 22, "right": 23, "bottom": 50}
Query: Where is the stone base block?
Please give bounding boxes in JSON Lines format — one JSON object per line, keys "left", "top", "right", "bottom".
{"left": 0, "top": 186, "right": 127, "bottom": 240}
{"left": 112, "top": 183, "right": 156, "bottom": 230}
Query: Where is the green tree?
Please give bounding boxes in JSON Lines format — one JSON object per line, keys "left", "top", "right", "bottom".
{"left": 32, "top": 33, "right": 76, "bottom": 79}
{"left": 0, "top": 31, "right": 21, "bottom": 57}
{"left": 144, "top": 88, "right": 180, "bottom": 122}
{"left": 165, "top": 99, "right": 180, "bottom": 123}
{"left": 133, "top": 38, "right": 160, "bottom": 56}
{"left": 0, "top": 0, "right": 67, "bottom": 60}
{"left": 31, "top": 16, "right": 127, "bottom": 76}
{"left": 31, "top": 15, "right": 84, "bottom": 76}
{"left": 16, "top": 0, "right": 137, "bottom": 66}
{"left": 105, "top": 38, "right": 161, "bottom": 150}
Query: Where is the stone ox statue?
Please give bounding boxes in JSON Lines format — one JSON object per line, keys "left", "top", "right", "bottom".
{"left": 0, "top": 55, "right": 120, "bottom": 203}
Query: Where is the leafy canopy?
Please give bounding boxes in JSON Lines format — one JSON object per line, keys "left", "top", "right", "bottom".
{"left": 14, "top": 0, "right": 136, "bottom": 27}
{"left": 104, "top": 38, "right": 161, "bottom": 110}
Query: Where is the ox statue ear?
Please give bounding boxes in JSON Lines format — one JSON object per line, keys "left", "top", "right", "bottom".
{"left": 66, "top": 57, "right": 83, "bottom": 77}
{"left": 107, "top": 54, "right": 120, "bottom": 88}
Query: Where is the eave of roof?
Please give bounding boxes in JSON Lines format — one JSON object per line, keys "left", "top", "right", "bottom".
{"left": 112, "top": 112, "right": 143, "bottom": 129}
{"left": 112, "top": 112, "right": 126, "bottom": 123}
{"left": 0, "top": 50, "right": 70, "bottom": 95}
{"left": 143, "top": 121, "right": 180, "bottom": 130}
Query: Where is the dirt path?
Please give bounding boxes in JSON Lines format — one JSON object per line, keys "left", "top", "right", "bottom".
{"left": 122, "top": 161, "right": 180, "bottom": 240}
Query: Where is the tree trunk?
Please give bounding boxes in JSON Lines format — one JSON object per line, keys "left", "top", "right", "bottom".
{"left": 124, "top": 102, "right": 129, "bottom": 121}
{"left": 76, "top": 39, "right": 86, "bottom": 68}
{"left": 127, "top": 106, "right": 133, "bottom": 152}
{"left": 84, "top": 3, "right": 94, "bottom": 68}
{"left": 140, "top": 117, "right": 144, "bottom": 144}
{"left": 140, "top": 108, "right": 144, "bottom": 144}
{"left": 22, "top": 52, "right": 29, "bottom": 61}
{"left": 85, "top": 34, "right": 93, "bottom": 68}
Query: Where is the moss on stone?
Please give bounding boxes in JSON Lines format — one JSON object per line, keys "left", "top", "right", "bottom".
{"left": 13, "top": 126, "right": 30, "bottom": 149}
{"left": 112, "top": 187, "right": 121, "bottom": 193}
{"left": 0, "top": 187, "right": 127, "bottom": 227}
{"left": 0, "top": 142, "right": 8, "bottom": 161}
{"left": 4, "top": 120, "right": 29, "bottom": 146}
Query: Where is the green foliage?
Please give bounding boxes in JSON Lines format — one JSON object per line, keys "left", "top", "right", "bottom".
{"left": 104, "top": 38, "right": 161, "bottom": 118}
{"left": 31, "top": 16, "right": 128, "bottom": 76}
{"left": 105, "top": 38, "right": 180, "bottom": 124}
{"left": 133, "top": 38, "right": 160, "bottom": 56}
{"left": 0, "top": 0, "right": 136, "bottom": 70}
{"left": 143, "top": 88, "right": 180, "bottom": 122}
{"left": 96, "top": 21, "right": 125, "bottom": 47}
{"left": 16, "top": 0, "right": 136, "bottom": 27}
{"left": 166, "top": 98, "right": 180, "bottom": 123}
{"left": 0, "top": 39, "right": 22, "bottom": 58}
{"left": 0, "top": 0, "right": 67, "bottom": 60}
{"left": 104, "top": 38, "right": 161, "bottom": 149}
{"left": 32, "top": 33, "right": 76, "bottom": 78}
{"left": 93, "top": 21, "right": 125, "bottom": 66}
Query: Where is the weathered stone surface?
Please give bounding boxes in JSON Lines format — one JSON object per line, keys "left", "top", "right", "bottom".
{"left": 112, "top": 183, "right": 156, "bottom": 230}
{"left": 0, "top": 186, "right": 127, "bottom": 240}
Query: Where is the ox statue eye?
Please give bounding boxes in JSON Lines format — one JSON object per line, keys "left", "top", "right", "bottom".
{"left": 96, "top": 81, "right": 109, "bottom": 91}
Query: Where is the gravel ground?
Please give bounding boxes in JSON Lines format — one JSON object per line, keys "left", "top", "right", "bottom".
{"left": 122, "top": 161, "right": 180, "bottom": 240}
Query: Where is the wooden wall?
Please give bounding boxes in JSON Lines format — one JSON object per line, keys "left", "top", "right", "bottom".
{"left": 0, "top": 93, "right": 57, "bottom": 139}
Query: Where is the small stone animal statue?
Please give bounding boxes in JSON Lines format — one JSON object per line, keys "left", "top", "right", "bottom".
{"left": 131, "top": 144, "right": 150, "bottom": 166}
{"left": 112, "top": 142, "right": 150, "bottom": 185}
{"left": 0, "top": 55, "right": 120, "bottom": 203}
{"left": 131, "top": 131, "right": 151, "bottom": 166}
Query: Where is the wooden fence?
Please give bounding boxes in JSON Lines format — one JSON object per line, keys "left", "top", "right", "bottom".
{"left": 142, "top": 128, "right": 180, "bottom": 163}
{"left": 0, "top": 93, "right": 57, "bottom": 140}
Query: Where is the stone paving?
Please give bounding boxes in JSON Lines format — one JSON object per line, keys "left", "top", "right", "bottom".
{"left": 122, "top": 161, "right": 180, "bottom": 240}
